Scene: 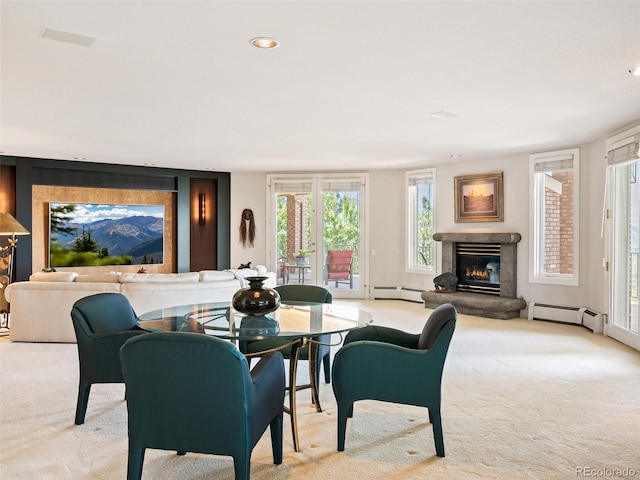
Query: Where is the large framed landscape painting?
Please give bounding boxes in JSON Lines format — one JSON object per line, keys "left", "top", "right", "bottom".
{"left": 49, "top": 202, "right": 164, "bottom": 268}
{"left": 454, "top": 171, "right": 504, "bottom": 222}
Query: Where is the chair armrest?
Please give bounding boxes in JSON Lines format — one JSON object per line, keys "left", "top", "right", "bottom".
{"left": 89, "top": 330, "right": 149, "bottom": 352}
{"left": 344, "top": 325, "right": 420, "bottom": 349}
{"left": 250, "top": 351, "right": 284, "bottom": 377}
{"left": 248, "top": 351, "right": 285, "bottom": 424}
{"left": 91, "top": 328, "right": 150, "bottom": 341}
{"left": 250, "top": 351, "right": 285, "bottom": 394}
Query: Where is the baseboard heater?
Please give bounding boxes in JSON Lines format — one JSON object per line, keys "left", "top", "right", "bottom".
{"left": 372, "top": 286, "right": 423, "bottom": 303}
{"left": 528, "top": 302, "right": 604, "bottom": 333}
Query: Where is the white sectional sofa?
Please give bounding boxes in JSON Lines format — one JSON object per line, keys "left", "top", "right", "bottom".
{"left": 4, "top": 268, "right": 275, "bottom": 343}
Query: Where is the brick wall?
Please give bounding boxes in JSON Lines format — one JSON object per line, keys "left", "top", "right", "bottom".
{"left": 544, "top": 171, "right": 573, "bottom": 274}
{"left": 285, "top": 194, "right": 308, "bottom": 261}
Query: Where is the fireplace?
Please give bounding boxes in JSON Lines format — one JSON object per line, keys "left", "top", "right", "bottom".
{"left": 456, "top": 243, "right": 501, "bottom": 295}
{"left": 422, "top": 232, "right": 526, "bottom": 319}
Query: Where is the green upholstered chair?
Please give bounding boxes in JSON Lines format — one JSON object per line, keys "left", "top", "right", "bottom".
{"left": 241, "top": 284, "right": 333, "bottom": 386}
{"left": 332, "top": 303, "right": 457, "bottom": 457}
{"left": 119, "top": 332, "right": 285, "bottom": 480}
{"left": 71, "top": 292, "right": 149, "bottom": 425}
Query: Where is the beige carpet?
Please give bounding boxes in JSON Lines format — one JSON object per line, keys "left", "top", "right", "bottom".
{"left": 1, "top": 300, "right": 639, "bottom": 480}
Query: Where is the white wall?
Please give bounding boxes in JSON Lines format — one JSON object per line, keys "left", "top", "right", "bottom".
{"left": 230, "top": 172, "right": 269, "bottom": 269}
{"left": 229, "top": 126, "right": 619, "bottom": 315}
{"left": 389, "top": 139, "right": 608, "bottom": 314}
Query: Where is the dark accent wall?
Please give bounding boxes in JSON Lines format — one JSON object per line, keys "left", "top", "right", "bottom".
{"left": 189, "top": 178, "right": 218, "bottom": 271}
{"left": 0, "top": 164, "right": 17, "bottom": 214}
{"left": 0, "top": 156, "right": 231, "bottom": 281}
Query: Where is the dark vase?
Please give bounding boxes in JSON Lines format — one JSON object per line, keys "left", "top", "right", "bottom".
{"left": 232, "top": 276, "right": 281, "bottom": 316}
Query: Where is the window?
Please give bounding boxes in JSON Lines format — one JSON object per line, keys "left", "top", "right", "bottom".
{"left": 529, "top": 148, "right": 580, "bottom": 285}
{"left": 406, "top": 168, "right": 435, "bottom": 273}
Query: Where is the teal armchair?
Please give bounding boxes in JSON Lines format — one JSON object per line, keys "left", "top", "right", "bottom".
{"left": 71, "top": 292, "right": 149, "bottom": 425}
{"left": 241, "top": 284, "right": 333, "bottom": 386}
{"left": 120, "top": 332, "right": 285, "bottom": 480}
{"left": 332, "top": 303, "right": 457, "bottom": 457}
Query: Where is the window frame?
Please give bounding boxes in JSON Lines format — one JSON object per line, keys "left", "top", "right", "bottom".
{"left": 528, "top": 148, "right": 580, "bottom": 286}
{"left": 406, "top": 167, "right": 436, "bottom": 275}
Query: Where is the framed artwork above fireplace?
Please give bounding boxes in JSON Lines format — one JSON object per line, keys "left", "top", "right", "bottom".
{"left": 454, "top": 171, "right": 504, "bottom": 222}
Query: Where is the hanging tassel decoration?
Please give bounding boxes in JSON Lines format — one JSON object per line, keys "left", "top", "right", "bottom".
{"left": 239, "top": 209, "right": 255, "bottom": 247}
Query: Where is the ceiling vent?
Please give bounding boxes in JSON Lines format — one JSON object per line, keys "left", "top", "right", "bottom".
{"left": 40, "top": 27, "right": 96, "bottom": 47}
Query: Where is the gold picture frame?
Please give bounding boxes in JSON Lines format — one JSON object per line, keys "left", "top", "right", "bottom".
{"left": 454, "top": 171, "right": 504, "bottom": 222}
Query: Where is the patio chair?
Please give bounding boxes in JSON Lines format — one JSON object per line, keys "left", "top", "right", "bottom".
{"left": 323, "top": 249, "right": 354, "bottom": 288}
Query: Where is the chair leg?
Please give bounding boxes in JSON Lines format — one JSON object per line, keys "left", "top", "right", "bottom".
{"left": 126, "top": 444, "right": 145, "bottom": 480}
{"left": 233, "top": 456, "right": 251, "bottom": 480}
{"left": 336, "top": 402, "right": 352, "bottom": 451}
{"left": 308, "top": 340, "right": 323, "bottom": 412}
{"left": 429, "top": 407, "right": 445, "bottom": 457}
{"left": 270, "top": 413, "right": 283, "bottom": 464}
{"left": 322, "top": 353, "right": 331, "bottom": 384}
{"left": 74, "top": 381, "right": 91, "bottom": 425}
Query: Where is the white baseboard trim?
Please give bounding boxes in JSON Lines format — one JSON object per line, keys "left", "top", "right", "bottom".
{"left": 372, "top": 286, "right": 424, "bottom": 303}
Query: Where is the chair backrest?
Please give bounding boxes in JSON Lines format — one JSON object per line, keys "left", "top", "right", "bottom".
{"left": 120, "top": 332, "right": 254, "bottom": 453}
{"left": 417, "top": 303, "right": 457, "bottom": 350}
{"left": 274, "top": 284, "right": 332, "bottom": 304}
{"left": 71, "top": 293, "right": 139, "bottom": 334}
{"left": 325, "top": 250, "right": 353, "bottom": 274}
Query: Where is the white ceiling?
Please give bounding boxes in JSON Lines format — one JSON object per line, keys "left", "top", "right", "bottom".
{"left": 2, "top": 1, "right": 640, "bottom": 173}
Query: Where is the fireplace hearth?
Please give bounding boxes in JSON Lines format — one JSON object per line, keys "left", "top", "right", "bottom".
{"left": 421, "top": 232, "right": 526, "bottom": 319}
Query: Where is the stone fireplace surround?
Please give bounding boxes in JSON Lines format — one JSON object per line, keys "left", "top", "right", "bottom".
{"left": 421, "top": 232, "right": 526, "bottom": 319}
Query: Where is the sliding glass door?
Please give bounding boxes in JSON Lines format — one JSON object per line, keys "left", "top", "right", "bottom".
{"left": 267, "top": 174, "right": 368, "bottom": 299}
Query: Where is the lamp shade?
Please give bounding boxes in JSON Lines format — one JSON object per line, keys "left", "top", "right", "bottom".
{"left": 0, "top": 213, "right": 30, "bottom": 236}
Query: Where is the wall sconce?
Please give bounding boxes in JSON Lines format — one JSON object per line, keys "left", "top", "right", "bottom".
{"left": 199, "top": 193, "right": 206, "bottom": 225}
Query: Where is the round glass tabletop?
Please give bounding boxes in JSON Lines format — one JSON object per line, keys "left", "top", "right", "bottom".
{"left": 138, "top": 301, "right": 373, "bottom": 340}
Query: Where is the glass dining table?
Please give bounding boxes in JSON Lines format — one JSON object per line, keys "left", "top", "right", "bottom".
{"left": 138, "top": 301, "right": 373, "bottom": 452}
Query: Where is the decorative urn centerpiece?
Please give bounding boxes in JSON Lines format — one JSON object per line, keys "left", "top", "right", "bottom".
{"left": 232, "top": 276, "right": 281, "bottom": 316}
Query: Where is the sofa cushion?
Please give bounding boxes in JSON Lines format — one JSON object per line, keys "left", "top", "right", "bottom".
{"left": 29, "top": 271, "right": 78, "bottom": 282}
{"left": 75, "top": 272, "right": 121, "bottom": 283}
{"left": 199, "top": 270, "right": 236, "bottom": 282}
{"left": 119, "top": 272, "right": 200, "bottom": 283}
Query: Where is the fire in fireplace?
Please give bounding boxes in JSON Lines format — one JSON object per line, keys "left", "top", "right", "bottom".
{"left": 456, "top": 243, "right": 500, "bottom": 295}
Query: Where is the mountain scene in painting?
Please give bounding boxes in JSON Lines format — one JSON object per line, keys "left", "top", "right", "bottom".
{"left": 49, "top": 203, "right": 164, "bottom": 267}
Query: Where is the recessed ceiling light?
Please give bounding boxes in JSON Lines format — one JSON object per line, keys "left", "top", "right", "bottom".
{"left": 73, "top": 156, "right": 86, "bottom": 160}
{"left": 250, "top": 37, "right": 279, "bottom": 49}
{"left": 144, "top": 162, "right": 156, "bottom": 166}
{"left": 205, "top": 167, "right": 217, "bottom": 171}
{"left": 628, "top": 66, "right": 640, "bottom": 76}
{"left": 429, "top": 111, "right": 461, "bottom": 119}
{"left": 450, "top": 154, "right": 462, "bottom": 159}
